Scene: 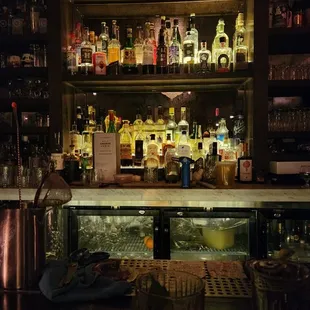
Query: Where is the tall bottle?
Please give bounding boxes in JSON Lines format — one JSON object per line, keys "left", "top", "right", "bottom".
{"left": 143, "top": 105, "right": 155, "bottom": 143}
{"left": 88, "top": 103, "right": 96, "bottom": 133}
{"left": 134, "top": 24, "right": 144, "bottom": 65}
{"left": 99, "top": 22, "right": 109, "bottom": 56}
{"left": 216, "top": 118, "right": 229, "bottom": 145}
{"left": 75, "top": 22, "right": 82, "bottom": 67}
{"left": 177, "top": 106, "right": 189, "bottom": 143}
{"left": 66, "top": 31, "right": 78, "bottom": 75}
{"left": 169, "top": 21, "right": 181, "bottom": 74}
{"left": 81, "top": 122, "right": 93, "bottom": 170}
{"left": 134, "top": 110, "right": 144, "bottom": 166}
{"left": 178, "top": 130, "right": 191, "bottom": 158}
{"left": 183, "top": 27, "right": 195, "bottom": 65}
{"left": 197, "top": 40, "right": 212, "bottom": 73}
{"left": 150, "top": 23, "right": 157, "bottom": 65}
{"left": 123, "top": 26, "right": 137, "bottom": 74}
{"left": 233, "top": 13, "right": 248, "bottom": 71}
{"left": 108, "top": 20, "right": 121, "bottom": 65}
{"left": 155, "top": 105, "right": 166, "bottom": 153}
{"left": 106, "top": 110, "right": 117, "bottom": 133}
{"left": 214, "top": 37, "right": 232, "bottom": 72}
{"left": 132, "top": 108, "right": 144, "bottom": 149}
{"left": 89, "top": 31, "right": 96, "bottom": 53}
{"left": 51, "top": 132, "right": 64, "bottom": 173}
{"left": 69, "top": 122, "right": 81, "bottom": 156}
{"left": 166, "top": 107, "right": 177, "bottom": 142}
{"left": 157, "top": 28, "right": 168, "bottom": 74}
{"left": 143, "top": 21, "right": 155, "bottom": 74}
{"left": 237, "top": 142, "right": 253, "bottom": 183}
{"left": 30, "top": 0, "right": 40, "bottom": 34}
{"left": 189, "top": 13, "right": 199, "bottom": 63}
{"left": 212, "top": 19, "right": 229, "bottom": 62}
{"left": 80, "top": 27, "right": 93, "bottom": 75}
{"left": 120, "top": 120, "right": 133, "bottom": 166}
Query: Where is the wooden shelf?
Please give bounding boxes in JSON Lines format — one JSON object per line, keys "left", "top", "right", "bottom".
{"left": 0, "top": 68, "right": 48, "bottom": 79}
{"left": 269, "top": 27, "right": 310, "bottom": 55}
{"left": 0, "top": 99, "right": 50, "bottom": 112}
{"left": 268, "top": 80, "right": 310, "bottom": 96}
{"left": 0, "top": 127, "right": 49, "bottom": 135}
{"left": 268, "top": 131, "right": 310, "bottom": 139}
{"left": 63, "top": 71, "right": 252, "bottom": 92}
{"left": 75, "top": 0, "right": 243, "bottom": 17}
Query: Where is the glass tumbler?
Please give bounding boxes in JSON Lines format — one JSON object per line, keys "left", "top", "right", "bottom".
{"left": 135, "top": 270, "right": 204, "bottom": 310}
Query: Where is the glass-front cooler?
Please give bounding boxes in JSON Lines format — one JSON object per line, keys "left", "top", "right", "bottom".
{"left": 67, "top": 207, "right": 161, "bottom": 259}
{"left": 163, "top": 209, "right": 257, "bottom": 261}
{"left": 260, "top": 204, "right": 310, "bottom": 262}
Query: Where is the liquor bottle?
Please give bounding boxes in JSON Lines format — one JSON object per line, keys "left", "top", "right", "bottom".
{"left": 120, "top": 120, "right": 133, "bottom": 166}
{"left": 159, "top": 15, "right": 166, "bottom": 42}
{"left": 76, "top": 105, "right": 84, "bottom": 133}
{"left": 166, "top": 107, "right": 177, "bottom": 142}
{"left": 75, "top": 22, "right": 82, "bottom": 67}
{"left": 190, "top": 121, "right": 198, "bottom": 151}
{"left": 237, "top": 142, "right": 253, "bottom": 182}
{"left": 183, "top": 27, "right": 195, "bottom": 65}
{"left": 80, "top": 27, "right": 93, "bottom": 75}
{"left": 178, "top": 130, "right": 191, "bottom": 158}
{"left": 69, "top": 122, "right": 81, "bottom": 156}
{"left": 98, "top": 22, "right": 109, "bottom": 55}
{"left": 173, "top": 19, "right": 182, "bottom": 57}
{"left": 134, "top": 24, "right": 144, "bottom": 65}
{"left": 233, "top": 13, "right": 248, "bottom": 71}
{"left": 165, "top": 17, "right": 171, "bottom": 48}
{"left": 123, "top": 26, "right": 137, "bottom": 74}
{"left": 12, "top": 0, "right": 24, "bottom": 35}
{"left": 93, "top": 47, "right": 107, "bottom": 75}
{"left": 51, "top": 132, "right": 64, "bottom": 173}
{"left": 30, "top": 0, "right": 40, "bottom": 34}
{"left": 108, "top": 20, "right": 121, "bottom": 65}
{"left": 150, "top": 22, "right": 157, "bottom": 65}
{"left": 157, "top": 28, "right": 168, "bottom": 74}
{"left": 66, "top": 31, "right": 78, "bottom": 75}
{"left": 214, "top": 37, "right": 232, "bottom": 72}
{"left": 143, "top": 105, "right": 155, "bottom": 143}
{"left": 169, "top": 21, "right": 181, "bottom": 74}
{"left": 143, "top": 21, "right": 155, "bottom": 74}
{"left": 192, "top": 141, "right": 205, "bottom": 163}
{"left": 216, "top": 118, "right": 229, "bottom": 144}
{"left": 293, "top": 0, "right": 303, "bottom": 27}
{"left": 81, "top": 122, "right": 93, "bottom": 170}
{"left": 88, "top": 104, "right": 96, "bottom": 133}
{"left": 212, "top": 19, "right": 229, "bottom": 62}
{"left": 189, "top": 13, "right": 199, "bottom": 63}
{"left": 132, "top": 108, "right": 144, "bottom": 151}
{"left": 162, "top": 133, "right": 175, "bottom": 157}
{"left": 146, "top": 133, "right": 159, "bottom": 158}
{"left": 155, "top": 105, "right": 166, "bottom": 153}
{"left": 233, "top": 113, "right": 246, "bottom": 141}
{"left": 89, "top": 30, "right": 96, "bottom": 54}
{"left": 197, "top": 40, "right": 212, "bottom": 73}
{"left": 177, "top": 107, "right": 189, "bottom": 143}
{"left": 106, "top": 110, "right": 117, "bottom": 133}
{"left": 39, "top": 0, "right": 47, "bottom": 34}
{"left": 134, "top": 116, "right": 144, "bottom": 167}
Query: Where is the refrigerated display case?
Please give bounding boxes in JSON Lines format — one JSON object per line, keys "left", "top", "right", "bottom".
{"left": 67, "top": 207, "right": 161, "bottom": 259}
{"left": 259, "top": 203, "right": 310, "bottom": 262}
{"left": 163, "top": 209, "right": 257, "bottom": 261}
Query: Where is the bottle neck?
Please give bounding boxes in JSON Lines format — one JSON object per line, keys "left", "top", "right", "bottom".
{"left": 101, "top": 23, "right": 106, "bottom": 34}
{"left": 181, "top": 110, "right": 186, "bottom": 121}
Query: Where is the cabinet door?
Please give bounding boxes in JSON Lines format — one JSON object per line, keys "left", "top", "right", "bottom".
{"left": 68, "top": 207, "right": 160, "bottom": 259}
{"left": 163, "top": 210, "right": 257, "bottom": 261}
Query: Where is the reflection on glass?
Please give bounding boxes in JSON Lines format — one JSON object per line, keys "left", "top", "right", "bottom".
{"left": 78, "top": 215, "right": 154, "bottom": 259}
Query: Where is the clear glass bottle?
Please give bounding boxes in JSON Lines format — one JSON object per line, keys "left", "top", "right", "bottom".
{"left": 150, "top": 23, "right": 157, "bottom": 65}
{"left": 189, "top": 13, "right": 199, "bottom": 63}
{"left": 80, "top": 27, "right": 93, "bottom": 75}
{"left": 143, "top": 105, "right": 155, "bottom": 143}
{"left": 143, "top": 134, "right": 159, "bottom": 183}
{"left": 212, "top": 18, "right": 229, "bottom": 61}
{"left": 190, "top": 121, "right": 198, "bottom": 151}
{"left": 66, "top": 31, "right": 77, "bottom": 75}
{"left": 197, "top": 40, "right": 212, "bottom": 73}
{"left": 69, "top": 122, "right": 81, "bottom": 156}
{"left": 134, "top": 24, "right": 144, "bottom": 65}
{"left": 106, "top": 110, "right": 117, "bottom": 133}
{"left": 81, "top": 122, "right": 93, "bottom": 170}
{"left": 166, "top": 107, "right": 177, "bottom": 142}
{"left": 75, "top": 22, "right": 82, "bottom": 67}
{"left": 143, "top": 21, "right": 155, "bottom": 74}
{"left": 177, "top": 130, "right": 191, "bottom": 158}
{"left": 157, "top": 28, "right": 168, "bottom": 74}
{"left": 88, "top": 104, "right": 96, "bottom": 133}
{"left": 123, "top": 26, "right": 137, "bottom": 74}
{"left": 162, "top": 133, "right": 175, "bottom": 157}
{"left": 164, "top": 147, "right": 180, "bottom": 183}
{"left": 192, "top": 141, "right": 205, "bottom": 164}
{"left": 89, "top": 30, "right": 96, "bottom": 53}
{"left": 120, "top": 120, "right": 133, "bottom": 166}
{"left": 132, "top": 108, "right": 144, "bottom": 152}
{"left": 233, "top": 13, "right": 248, "bottom": 71}
{"left": 146, "top": 133, "right": 159, "bottom": 159}
{"left": 99, "top": 21, "right": 109, "bottom": 55}
{"left": 216, "top": 118, "right": 229, "bottom": 145}
{"left": 108, "top": 20, "right": 121, "bottom": 65}
{"left": 177, "top": 106, "right": 189, "bottom": 143}
{"left": 214, "top": 37, "right": 232, "bottom": 72}
{"left": 155, "top": 105, "right": 166, "bottom": 153}
{"left": 169, "top": 22, "right": 181, "bottom": 74}
{"left": 183, "top": 27, "right": 195, "bottom": 65}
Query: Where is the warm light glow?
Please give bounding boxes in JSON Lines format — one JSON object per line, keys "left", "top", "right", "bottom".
{"left": 230, "top": 115, "right": 234, "bottom": 119}
{"left": 161, "top": 92, "right": 183, "bottom": 100}
{"left": 93, "top": 92, "right": 97, "bottom": 96}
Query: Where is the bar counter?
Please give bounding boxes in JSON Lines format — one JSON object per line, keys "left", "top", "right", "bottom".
{"left": 0, "top": 184, "right": 309, "bottom": 207}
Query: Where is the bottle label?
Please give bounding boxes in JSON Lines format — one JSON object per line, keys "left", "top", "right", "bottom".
{"left": 147, "top": 144, "right": 159, "bottom": 157}
{"left": 51, "top": 153, "right": 64, "bottom": 170}
{"left": 217, "top": 54, "right": 230, "bottom": 72}
{"left": 177, "top": 145, "right": 191, "bottom": 158}
{"left": 183, "top": 43, "right": 194, "bottom": 58}
{"left": 120, "top": 143, "right": 132, "bottom": 159}
{"left": 93, "top": 52, "right": 107, "bottom": 75}
{"left": 169, "top": 46, "right": 180, "bottom": 65}
{"left": 157, "top": 47, "right": 167, "bottom": 66}
{"left": 143, "top": 44, "right": 154, "bottom": 65}
{"left": 81, "top": 47, "right": 92, "bottom": 64}
{"left": 199, "top": 51, "right": 210, "bottom": 70}
{"left": 239, "top": 159, "right": 252, "bottom": 182}
{"left": 123, "top": 49, "right": 136, "bottom": 65}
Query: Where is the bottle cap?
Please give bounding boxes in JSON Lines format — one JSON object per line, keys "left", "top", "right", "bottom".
{"left": 167, "top": 133, "right": 171, "bottom": 140}
{"left": 150, "top": 134, "right": 156, "bottom": 140}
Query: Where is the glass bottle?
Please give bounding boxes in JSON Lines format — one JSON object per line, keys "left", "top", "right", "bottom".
{"left": 76, "top": 105, "right": 84, "bottom": 134}
{"left": 190, "top": 121, "right": 198, "bottom": 151}
{"left": 165, "top": 17, "right": 171, "bottom": 48}
{"left": 237, "top": 142, "right": 253, "bottom": 183}
{"left": 150, "top": 23, "right": 157, "bottom": 65}
{"left": 30, "top": 0, "right": 40, "bottom": 34}
{"left": 192, "top": 141, "right": 205, "bottom": 166}
{"left": 89, "top": 30, "right": 96, "bottom": 54}
{"left": 177, "top": 130, "right": 191, "bottom": 158}
{"left": 155, "top": 105, "right": 166, "bottom": 153}
{"left": 143, "top": 105, "right": 155, "bottom": 143}
{"left": 75, "top": 22, "right": 82, "bottom": 67}
{"left": 216, "top": 118, "right": 229, "bottom": 144}
{"left": 177, "top": 106, "right": 189, "bottom": 143}
{"left": 99, "top": 21, "right": 109, "bottom": 56}
{"left": 173, "top": 19, "right": 182, "bottom": 52}
{"left": 157, "top": 28, "right": 168, "bottom": 74}
{"left": 162, "top": 133, "right": 175, "bottom": 157}
{"left": 183, "top": 27, "right": 195, "bottom": 65}
{"left": 132, "top": 108, "right": 144, "bottom": 151}
{"left": 134, "top": 116, "right": 144, "bottom": 167}
{"left": 39, "top": 0, "right": 48, "bottom": 34}
{"left": 144, "top": 134, "right": 159, "bottom": 183}
{"left": 69, "top": 122, "right": 81, "bottom": 156}
{"left": 166, "top": 107, "right": 177, "bottom": 142}
{"left": 197, "top": 40, "right": 212, "bottom": 73}
{"left": 120, "top": 120, "right": 133, "bottom": 167}
{"left": 233, "top": 13, "right": 248, "bottom": 71}
{"left": 146, "top": 133, "right": 159, "bottom": 158}
{"left": 51, "top": 132, "right": 64, "bottom": 173}
{"left": 212, "top": 18, "right": 229, "bottom": 61}
{"left": 108, "top": 20, "right": 120, "bottom": 65}
{"left": 66, "top": 31, "right": 78, "bottom": 75}
{"left": 214, "top": 37, "right": 232, "bottom": 73}
{"left": 123, "top": 26, "right": 137, "bottom": 74}
{"left": 106, "top": 110, "right": 117, "bottom": 133}
{"left": 189, "top": 13, "right": 199, "bottom": 63}
{"left": 80, "top": 27, "right": 93, "bottom": 75}
{"left": 134, "top": 24, "right": 144, "bottom": 65}
{"left": 81, "top": 122, "right": 93, "bottom": 170}
{"left": 169, "top": 21, "right": 181, "bottom": 74}
{"left": 143, "top": 21, "right": 155, "bottom": 74}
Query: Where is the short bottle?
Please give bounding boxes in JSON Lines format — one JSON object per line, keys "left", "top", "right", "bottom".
{"left": 214, "top": 37, "right": 232, "bottom": 72}
{"left": 197, "top": 40, "right": 212, "bottom": 73}
{"left": 178, "top": 130, "right": 191, "bottom": 158}
{"left": 80, "top": 27, "right": 93, "bottom": 75}
{"left": 134, "top": 24, "right": 144, "bottom": 66}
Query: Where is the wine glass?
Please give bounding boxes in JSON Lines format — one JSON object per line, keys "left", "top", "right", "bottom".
{"left": 300, "top": 165, "right": 310, "bottom": 188}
